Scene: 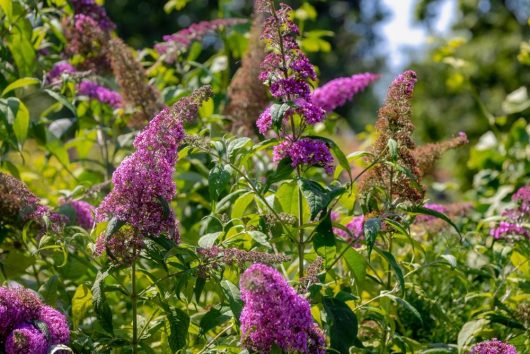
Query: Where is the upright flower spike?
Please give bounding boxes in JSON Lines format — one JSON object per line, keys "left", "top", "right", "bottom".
{"left": 489, "top": 185, "right": 530, "bottom": 240}
{"left": 96, "top": 86, "right": 212, "bottom": 243}
{"left": 359, "top": 70, "right": 424, "bottom": 207}
{"left": 240, "top": 264, "right": 326, "bottom": 354}
{"left": 311, "top": 73, "right": 380, "bottom": 112}
{"left": 70, "top": 0, "right": 115, "bottom": 31}
{"left": 108, "top": 38, "right": 163, "bottom": 128}
{"left": 60, "top": 199, "right": 95, "bottom": 230}
{"left": 256, "top": 0, "right": 334, "bottom": 174}
{"left": 224, "top": 10, "right": 269, "bottom": 136}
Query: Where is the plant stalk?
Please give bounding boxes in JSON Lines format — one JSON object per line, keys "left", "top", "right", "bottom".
{"left": 297, "top": 167, "right": 304, "bottom": 279}
{"left": 131, "top": 258, "right": 138, "bottom": 353}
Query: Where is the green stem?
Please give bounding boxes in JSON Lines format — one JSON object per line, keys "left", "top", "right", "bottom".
{"left": 297, "top": 167, "right": 304, "bottom": 279}
{"left": 131, "top": 258, "right": 138, "bottom": 353}
{"left": 387, "top": 236, "right": 393, "bottom": 289}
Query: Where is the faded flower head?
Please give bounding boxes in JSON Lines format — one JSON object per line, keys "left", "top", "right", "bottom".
{"left": 470, "top": 339, "right": 517, "bottom": 354}
{"left": 96, "top": 87, "right": 212, "bottom": 242}
{"left": 240, "top": 263, "right": 326, "bottom": 354}
{"left": 197, "top": 246, "right": 290, "bottom": 270}
{"left": 359, "top": 70, "right": 424, "bottom": 209}
{"left": 108, "top": 38, "right": 162, "bottom": 128}
{"left": 311, "top": 73, "right": 379, "bottom": 112}
{"left": 413, "top": 132, "right": 469, "bottom": 177}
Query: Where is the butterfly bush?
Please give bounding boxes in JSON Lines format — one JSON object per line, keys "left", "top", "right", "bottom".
{"left": 331, "top": 211, "right": 365, "bottom": 247}
{"left": 311, "top": 73, "right": 380, "bottom": 112}
{"left": 240, "top": 263, "right": 326, "bottom": 353}
{"left": 470, "top": 339, "right": 517, "bottom": 354}
{"left": 490, "top": 186, "right": 530, "bottom": 240}
{"left": 255, "top": 1, "right": 337, "bottom": 174}
{"left": 96, "top": 87, "right": 212, "bottom": 249}
{"left": 77, "top": 81, "right": 122, "bottom": 108}
{"left": 60, "top": 199, "right": 95, "bottom": 229}
{"left": 0, "top": 286, "right": 69, "bottom": 354}
{"left": 70, "top": 0, "right": 115, "bottom": 31}
{"left": 46, "top": 61, "right": 76, "bottom": 84}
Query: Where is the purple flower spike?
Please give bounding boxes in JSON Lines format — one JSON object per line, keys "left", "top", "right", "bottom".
{"left": 77, "top": 81, "right": 122, "bottom": 108}
{"left": 273, "top": 137, "right": 334, "bottom": 174}
{"left": 311, "top": 72, "right": 379, "bottom": 112}
{"left": 240, "top": 264, "right": 326, "bottom": 354}
{"left": 5, "top": 323, "right": 49, "bottom": 354}
{"left": 470, "top": 339, "right": 518, "bottom": 354}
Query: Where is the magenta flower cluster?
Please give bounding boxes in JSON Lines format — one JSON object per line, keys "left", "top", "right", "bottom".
{"left": 256, "top": 1, "right": 334, "bottom": 174}
{"left": 97, "top": 87, "right": 212, "bottom": 241}
{"left": 61, "top": 199, "right": 95, "bottom": 229}
{"left": 331, "top": 211, "right": 365, "bottom": 247}
{"left": 240, "top": 264, "right": 326, "bottom": 354}
{"left": 273, "top": 137, "right": 334, "bottom": 174}
{"left": 0, "top": 286, "right": 70, "bottom": 354}
{"left": 155, "top": 18, "right": 246, "bottom": 62}
{"left": 490, "top": 185, "right": 530, "bottom": 240}
{"left": 311, "top": 73, "right": 380, "bottom": 112}
{"left": 46, "top": 61, "right": 76, "bottom": 84}
{"left": 70, "top": 0, "right": 115, "bottom": 31}
{"left": 77, "top": 81, "right": 122, "bottom": 108}
{"left": 470, "top": 339, "right": 517, "bottom": 354}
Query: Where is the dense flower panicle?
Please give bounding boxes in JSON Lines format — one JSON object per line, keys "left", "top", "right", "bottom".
{"left": 489, "top": 185, "right": 530, "bottom": 241}
{"left": 470, "top": 339, "right": 517, "bottom": 354}
{"left": 240, "top": 264, "right": 326, "bottom": 354}
{"left": 61, "top": 199, "right": 94, "bottom": 229}
{"left": 273, "top": 138, "right": 334, "bottom": 174}
{"left": 70, "top": 0, "right": 115, "bottom": 31}
{"left": 0, "top": 286, "right": 70, "bottom": 353}
{"left": 0, "top": 172, "right": 65, "bottom": 233}
{"left": 96, "top": 87, "right": 212, "bottom": 241}
{"left": 413, "top": 132, "right": 469, "bottom": 176}
{"left": 46, "top": 61, "right": 76, "bottom": 84}
{"left": 359, "top": 70, "right": 424, "bottom": 207}
{"left": 155, "top": 18, "right": 247, "bottom": 63}
{"left": 108, "top": 38, "right": 162, "bottom": 128}
{"left": 256, "top": 106, "right": 273, "bottom": 134}
{"left": 295, "top": 98, "right": 326, "bottom": 124}
{"left": 94, "top": 225, "right": 144, "bottom": 266}
{"left": 311, "top": 73, "right": 380, "bottom": 112}
{"left": 299, "top": 257, "right": 323, "bottom": 291}
{"left": 224, "top": 12, "right": 269, "bottom": 136}
{"left": 77, "top": 80, "right": 122, "bottom": 108}
{"left": 64, "top": 14, "right": 110, "bottom": 71}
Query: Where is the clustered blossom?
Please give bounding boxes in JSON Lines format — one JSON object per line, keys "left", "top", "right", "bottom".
{"left": 46, "top": 61, "right": 76, "bottom": 84}
{"left": 155, "top": 19, "right": 247, "bottom": 63}
{"left": 108, "top": 38, "right": 162, "bottom": 128}
{"left": 70, "top": 0, "right": 115, "bottom": 31}
{"left": 359, "top": 70, "right": 424, "bottom": 208}
{"left": 0, "top": 172, "right": 65, "bottom": 233}
{"left": 311, "top": 73, "right": 380, "bottom": 112}
{"left": 413, "top": 132, "right": 469, "bottom": 177}
{"left": 240, "top": 264, "right": 326, "bottom": 354}
{"left": 331, "top": 211, "right": 364, "bottom": 247}
{"left": 0, "top": 286, "right": 70, "bottom": 354}
{"left": 96, "top": 87, "right": 212, "bottom": 245}
{"left": 489, "top": 185, "right": 530, "bottom": 241}
{"left": 60, "top": 199, "right": 95, "bottom": 229}
{"left": 470, "top": 339, "right": 517, "bottom": 354}
{"left": 77, "top": 80, "right": 122, "bottom": 108}
{"left": 256, "top": 1, "right": 334, "bottom": 174}
{"left": 273, "top": 137, "right": 334, "bottom": 174}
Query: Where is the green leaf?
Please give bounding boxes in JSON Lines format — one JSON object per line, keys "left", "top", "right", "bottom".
{"left": 457, "top": 319, "right": 488, "bottom": 349}
{"left": 209, "top": 164, "right": 231, "bottom": 201}
{"left": 105, "top": 217, "right": 125, "bottom": 239}
{"left": 406, "top": 205, "right": 461, "bottom": 237}
{"left": 157, "top": 195, "right": 171, "bottom": 219}
{"left": 13, "top": 100, "right": 29, "bottom": 147}
{"left": 91, "top": 270, "right": 113, "bottom": 334}
{"left": 313, "top": 212, "right": 336, "bottom": 264}
{"left": 194, "top": 277, "right": 206, "bottom": 301}
{"left": 363, "top": 217, "right": 380, "bottom": 258}
{"left": 166, "top": 307, "right": 190, "bottom": 352}
{"left": 322, "top": 297, "right": 362, "bottom": 353}
{"left": 220, "top": 280, "right": 243, "bottom": 325}
{"left": 270, "top": 103, "right": 291, "bottom": 131}
{"left": 227, "top": 137, "right": 251, "bottom": 161}
{"left": 72, "top": 284, "right": 93, "bottom": 328}
{"left": 45, "top": 89, "right": 77, "bottom": 115}
{"left": 231, "top": 192, "right": 254, "bottom": 219}
{"left": 247, "top": 230, "right": 271, "bottom": 248}
{"left": 387, "top": 138, "right": 398, "bottom": 161}
{"left": 2, "top": 77, "right": 40, "bottom": 96}
{"left": 0, "top": 0, "right": 13, "bottom": 22}
{"left": 298, "top": 178, "right": 345, "bottom": 220}
{"left": 384, "top": 294, "right": 423, "bottom": 325}
{"left": 6, "top": 21, "right": 36, "bottom": 76}
{"left": 199, "top": 307, "right": 231, "bottom": 334}
{"left": 39, "top": 275, "right": 59, "bottom": 305}
{"left": 198, "top": 232, "right": 222, "bottom": 248}
{"left": 374, "top": 247, "right": 405, "bottom": 293}
{"left": 342, "top": 246, "right": 366, "bottom": 288}
{"left": 262, "top": 158, "right": 293, "bottom": 192}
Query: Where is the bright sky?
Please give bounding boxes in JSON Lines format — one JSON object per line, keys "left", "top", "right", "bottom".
{"left": 381, "top": 0, "right": 456, "bottom": 70}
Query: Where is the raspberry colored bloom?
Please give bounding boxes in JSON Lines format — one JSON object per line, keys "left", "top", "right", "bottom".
{"left": 256, "top": 106, "right": 273, "bottom": 134}
{"left": 295, "top": 98, "right": 326, "bottom": 125}
{"left": 46, "top": 62, "right": 76, "bottom": 84}
{"left": 240, "top": 264, "right": 326, "bottom": 354}
{"left": 490, "top": 221, "right": 530, "bottom": 239}
{"left": 273, "top": 138, "right": 334, "bottom": 174}
{"left": 5, "top": 323, "right": 48, "bottom": 354}
{"left": 311, "top": 73, "right": 379, "bottom": 112}
{"left": 332, "top": 212, "right": 364, "bottom": 247}
{"left": 70, "top": 0, "right": 115, "bottom": 31}
{"left": 470, "top": 339, "right": 517, "bottom": 354}
{"left": 78, "top": 81, "right": 122, "bottom": 108}
{"left": 489, "top": 185, "right": 530, "bottom": 241}
{"left": 62, "top": 200, "right": 94, "bottom": 229}
{"left": 37, "top": 306, "right": 70, "bottom": 345}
